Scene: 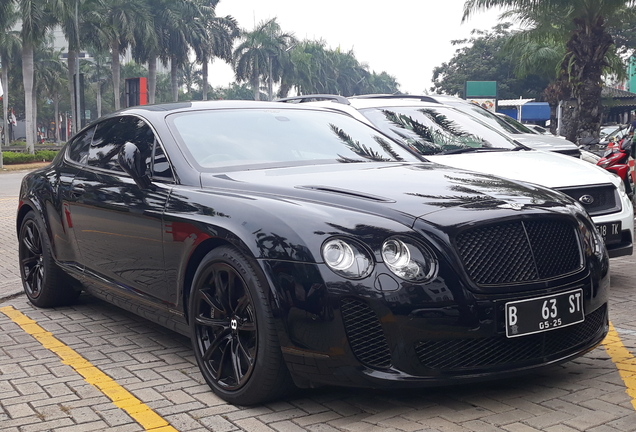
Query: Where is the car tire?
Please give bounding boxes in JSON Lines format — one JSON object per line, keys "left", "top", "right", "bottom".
{"left": 18, "top": 211, "right": 81, "bottom": 307}
{"left": 189, "top": 246, "right": 295, "bottom": 405}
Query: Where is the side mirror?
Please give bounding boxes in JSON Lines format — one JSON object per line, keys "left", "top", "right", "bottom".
{"left": 118, "top": 142, "right": 151, "bottom": 188}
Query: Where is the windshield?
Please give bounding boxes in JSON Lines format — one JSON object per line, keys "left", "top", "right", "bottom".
{"left": 359, "top": 106, "right": 520, "bottom": 156}
{"left": 496, "top": 114, "right": 535, "bottom": 134}
{"left": 447, "top": 102, "right": 522, "bottom": 135}
{"left": 168, "top": 108, "right": 420, "bottom": 170}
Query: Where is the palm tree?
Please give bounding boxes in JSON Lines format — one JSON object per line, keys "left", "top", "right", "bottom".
{"left": 95, "top": 0, "right": 153, "bottom": 110}
{"left": 19, "top": 0, "right": 56, "bottom": 153}
{"left": 190, "top": 0, "right": 238, "bottom": 101}
{"left": 464, "top": 0, "right": 636, "bottom": 140}
{"left": 327, "top": 48, "right": 370, "bottom": 96}
{"left": 233, "top": 18, "right": 295, "bottom": 101}
{"left": 0, "top": 2, "right": 21, "bottom": 155}
{"left": 49, "top": 0, "right": 103, "bottom": 134}
{"left": 36, "top": 48, "right": 68, "bottom": 144}
{"left": 153, "top": 0, "right": 207, "bottom": 102}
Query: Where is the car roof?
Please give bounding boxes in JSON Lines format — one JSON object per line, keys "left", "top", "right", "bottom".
{"left": 102, "top": 99, "right": 348, "bottom": 119}
{"left": 346, "top": 97, "right": 444, "bottom": 109}
{"left": 87, "top": 100, "right": 368, "bottom": 127}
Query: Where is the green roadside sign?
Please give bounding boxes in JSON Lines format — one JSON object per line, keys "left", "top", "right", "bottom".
{"left": 465, "top": 81, "right": 497, "bottom": 98}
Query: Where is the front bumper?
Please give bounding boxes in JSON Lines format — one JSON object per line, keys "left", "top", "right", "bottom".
{"left": 263, "top": 256, "right": 610, "bottom": 389}
{"left": 591, "top": 190, "right": 634, "bottom": 258}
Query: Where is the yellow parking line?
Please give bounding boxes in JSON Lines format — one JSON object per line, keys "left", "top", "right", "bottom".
{"left": 603, "top": 322, "right": 636, "bottom": 410}
{"left": 0, "top": 306, "right": 178, "bottom": 432}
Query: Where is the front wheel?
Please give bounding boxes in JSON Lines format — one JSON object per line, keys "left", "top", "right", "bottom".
{"left": 18, "top": 211, "right": 81, "bottom": 307}
{"left": 189, "top": 246, "right": 294, "bottom": 405}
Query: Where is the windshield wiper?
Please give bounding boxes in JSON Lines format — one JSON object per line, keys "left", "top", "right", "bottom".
{"left": 440, "top": 147, "right": 510, "bottom": 155}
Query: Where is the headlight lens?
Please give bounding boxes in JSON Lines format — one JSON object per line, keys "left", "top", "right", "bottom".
{"left": 578, "top": 219, "right": 604, "bottom": 257}
{"left": 381, "top": 237, "right": 438, "bottom": 282}
{"left": 322, "top": 238, "right": 373, "bottom": 279}
{"left": 617, "top": 177, "right": 626, "bottom": 194}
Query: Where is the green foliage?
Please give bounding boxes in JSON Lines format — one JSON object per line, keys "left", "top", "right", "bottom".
{"left": 208, "top": 83, "right": 261, "bottom": 100}
{"left": 2, "top": 150, "right": 58, "bottom": 164}
{"left": 430, "top": 24, "right": 549, "bottom": 99}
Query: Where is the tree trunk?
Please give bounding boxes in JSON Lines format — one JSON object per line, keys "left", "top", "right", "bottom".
{"left": 202, "top": 60, "right": 208, "bottom": 100}
{"left": 96, "top": 82, "right": 102, "bottom": 118}
{"left": 563, "top": 99, "right": 579, "bottom": 143}
{"left": 252, "top": 76, "right": 260, "bottom": 100}
{"left": 32, "top": 85, "right": 37, "bottom": 145}
{"left": 67, "top": 50, "right": 78, "bottom": 134}
{"left": 1, "top": 53, "right": 9, "bottom": 148}
{"left": 22, "top": 43, "right": 35, "bottom": 154}
{"left": 170, "top": 58, "right": 178, "bottom": 102}
{"left": 267, "top": 57, "right": 273, "bottom": 101}
{"left": 567, "top": 17, "right": 613, "bottom": 140}
{"left": 96, "top": 57, "right": 102, "bottom": 117}
{"left": 111, "top": 41, "right": 121, "bottom": 111}
{"left": 54, "top": 95, "right": 60, "bottom": 145}
{"left": 148, "top": 56, "right": 157, "bottom": 104}
{"left": 547, "top": 102, "right": 558, "bottom": 135}
{"left": 278, "top": 82, "right": 291, "bottom": 99}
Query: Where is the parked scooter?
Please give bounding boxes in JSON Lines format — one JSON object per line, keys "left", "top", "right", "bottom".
{"left": 596, "top": 135, "right": 635, "bottom": 198}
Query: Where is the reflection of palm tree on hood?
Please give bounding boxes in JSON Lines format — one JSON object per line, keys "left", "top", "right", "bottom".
{"left": 406, "top": 173, "right": 563, "bottom": 209}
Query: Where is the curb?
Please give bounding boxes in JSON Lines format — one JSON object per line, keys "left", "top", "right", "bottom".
{"left": 0, "top": 280, "right": 23, "bottom": 302}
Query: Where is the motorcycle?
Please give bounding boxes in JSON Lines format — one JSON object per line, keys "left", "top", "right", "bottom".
{"left": 596, "top": 135, "right": 635, "bottom": 199}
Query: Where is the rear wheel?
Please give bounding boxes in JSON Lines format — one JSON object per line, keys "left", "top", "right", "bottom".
{"left": 18, "top": 211, "right": 81, "bottom": 307}
{"left": 189, "top": 246, "right": 294, "bottom": 405}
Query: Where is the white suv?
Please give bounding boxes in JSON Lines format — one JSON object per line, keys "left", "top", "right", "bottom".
{"left": 278, "top": 94, "right": 633, "bottom": 257}
{"left": 421, "top": 94, "right": 581, "bottom": 157}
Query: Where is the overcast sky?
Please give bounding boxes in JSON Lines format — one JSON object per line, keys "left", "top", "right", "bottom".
{"left": 209, "top": 0, "right": 504, "bottom": 95}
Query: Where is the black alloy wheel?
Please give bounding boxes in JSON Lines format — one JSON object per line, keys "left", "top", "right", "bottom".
{"left": 18, "top": 211, "right": 80, "bottom": 307}
{"left": 189, "top": 246, "right": 294, "bottom": 405}
{"left": 193, "top": 261, "right": 258, "bottom": 390}
{"left": 20, "top": 217, "right": 45, "bottom": 300}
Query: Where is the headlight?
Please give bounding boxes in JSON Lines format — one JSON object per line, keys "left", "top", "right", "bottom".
{"left": 381, "top": 237, "right": 438, "bottom": 282}
{"left": 321, "top": 238, "right": 373, "bottom": 279}
{"left": 578, "top": 219, "right": 604, "bottom": 257}
{"left": 617, "top": 177, "right": 626, "bottom": 194}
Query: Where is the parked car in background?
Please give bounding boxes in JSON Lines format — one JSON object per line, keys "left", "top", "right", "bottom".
{"left": 18, "top": 101, "right": 609, "bottom": 405}
{"left": 526, "top": 123, "right": 552, "bottom": 135}
{"left": 600, "top": 124, "right": 630, "bottom": 145}
{"left": 278, "top": 94, "right": 633, "bottom": 258}
{"left": 419, "top": 94, "right": 580, "bottom": 157}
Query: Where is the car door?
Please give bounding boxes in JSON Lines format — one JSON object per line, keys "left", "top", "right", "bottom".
{"left": 68, "top": 115, "right": 176, "bottom": 304}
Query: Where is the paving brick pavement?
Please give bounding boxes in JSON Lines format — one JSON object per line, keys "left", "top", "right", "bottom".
{"left": 2, "top": 168, "right": 636, "bottom": 431}
{"left": 0, "top": 171, "right": 27, "bottom": 300}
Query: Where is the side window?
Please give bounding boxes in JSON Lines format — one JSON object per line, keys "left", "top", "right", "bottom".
{"left": 87, "top": 116, "right": 155, "bottom": 173}
{"left": 66, "top": 126, "right": 96, "bottom": 164}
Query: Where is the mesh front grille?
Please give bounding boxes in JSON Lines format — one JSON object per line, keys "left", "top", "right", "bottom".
{"left": 557, "top": 185, "right": 619, "bottom": 216}
{"left": 456, "top": 220, "right": 582, "bottom": 286}
{"left": 340, "top": 298, "right": 392, "bottom": 369}
{"left": 415, "top": 305, "right": 606, "bottom": 371}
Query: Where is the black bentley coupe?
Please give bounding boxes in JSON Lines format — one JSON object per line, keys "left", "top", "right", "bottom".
{"left": 17, "top": 101, "right": 609, "bottom": 405}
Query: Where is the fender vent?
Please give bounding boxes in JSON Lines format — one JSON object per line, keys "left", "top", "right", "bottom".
{"left": 340, "top": 298, "right": 392, "bottom": 369}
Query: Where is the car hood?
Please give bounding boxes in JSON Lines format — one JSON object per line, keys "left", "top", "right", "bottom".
{"left": 427, "top": 150, "right": 618, "bottom": 189}
{"left": 513, "top": 134, "right": 576, "bottom": 152}
{"left": 200, "top": 162, "right": 571, "bottom": 223}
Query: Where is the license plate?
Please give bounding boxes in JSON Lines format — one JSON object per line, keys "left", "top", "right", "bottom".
{"left": 595, "top": 221, "right": 621, "bottom": 244}
{"left": 505, "top": 289, "right": 584, "bottom": 338}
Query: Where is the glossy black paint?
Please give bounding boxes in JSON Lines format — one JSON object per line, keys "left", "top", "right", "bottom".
{"left": 18, "top": 101, "right": 610, "bottom": 390}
